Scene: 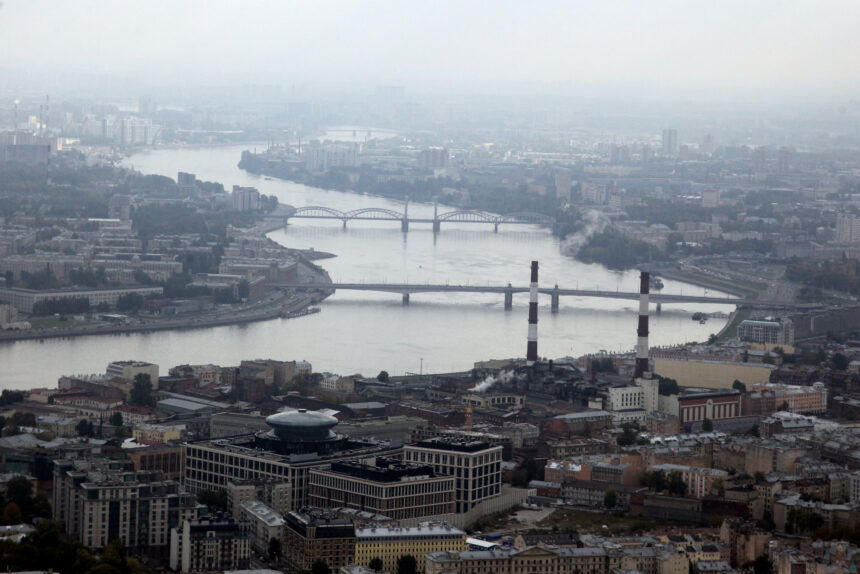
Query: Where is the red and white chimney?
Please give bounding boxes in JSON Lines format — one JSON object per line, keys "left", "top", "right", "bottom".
{"left": 527, "top": 261, "right": 539, "bottom": 365}
{"left": 635, "top": 270, "right": 650, "bottom": 378}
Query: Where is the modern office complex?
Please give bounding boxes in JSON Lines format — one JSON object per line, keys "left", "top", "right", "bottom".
{"left": 308, "top": 457, "right": 456, "bottom": 520}
{"left": 403, "top": 438, "right": 503, "bottom": 513}
{"left": 184, "top": 409, "right": 401, "bottom": 509}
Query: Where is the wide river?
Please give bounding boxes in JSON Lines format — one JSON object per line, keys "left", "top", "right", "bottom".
{"left": 1, "top": 144, "right": 733, "bottom": 389}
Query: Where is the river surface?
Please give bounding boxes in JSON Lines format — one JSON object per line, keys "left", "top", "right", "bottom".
{"left": 0, "top": 144, "right": 733, "bottom": 389}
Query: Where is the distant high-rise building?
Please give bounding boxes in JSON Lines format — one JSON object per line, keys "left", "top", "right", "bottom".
{"left": 701, "top": 134, "right": 715, "bottom": 155}
{"left": 554, "top": 169, "right": 573, "bottom": 201}
{"left": 418, "top": 147, "right": 449, "bottom": 171}
{"left": 837, "top": 213, "right": 860, "bottom": 243}
{"left": 109, "top": 195, "right": 132, "bottom": 220}
{"left": 662, "top": 129, "right": 678, "bottom": 156}
{"left": 232, "top": 185, "right": 260, "bottom": 212}
{"left": 778, "top": 147, "right": 791, "bottom": 172}
{"left": 139, "top": 95, "right": 157, "bottom": 116}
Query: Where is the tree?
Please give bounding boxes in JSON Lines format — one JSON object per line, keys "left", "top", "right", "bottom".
{"left": 656, "top": 375, "right": 680, "bottom": 396}
{"left": 109, "top": 412, "right": 123, "bottom": 426}
{"left": 312, "top": 558, "right": 331, "bottom": 574}
{"left": 667, "top": 471, "right": 687, "bottom": 496}
{"left": 6, "top": 476, "right": 33, "bottom": 515}
{"left": 130, "top": 373, "right": 155, "bottom": 407}
{"left": 238, "top": 279, "right": 250, "bottom": 300}
{"left": 196, "top": 489, "right": 228, "bottom": 513}
{"left": 76, "top": 419, "right": 94, "bottom": 438}
{"left": 268, "top": 537, "right": 282, "bottom": 560}
{"left": 397, "top": 554, "right": 418, "bottom": 574}
{"left": 617, "top": 422, "right": 639, "bottom": 446}
{"left": 369, "top": 557, "right": 384, "bottom": 572}
{"left": 832, "top": 352, "right": 849, "bottom": 371}
{"left": 2, "top": 501, "right": 22, "bottom": 524}
{"left": 604, "top": 487, "right": 617, "bottom": 509}
{"left": 702, "top": 418, "right": 714, "bottom": 432}
{"left": 753, "top": 555, "right": 773, "bottom": 574}
{"left": 377, "top": 370, "right": 390, "bottom": 383}
{"left": 732, "top": 380, "right": 746, "bottom": 393}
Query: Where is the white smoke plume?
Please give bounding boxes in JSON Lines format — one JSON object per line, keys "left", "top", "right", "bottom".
{"left": 560, "top": 210, "right": 609, "bottom": 257}
{"left": 469, "top": 370, "right": 520, "bottom": 393}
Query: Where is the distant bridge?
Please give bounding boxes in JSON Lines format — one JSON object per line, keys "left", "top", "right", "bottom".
{"left": 284, "top": 203, "right": 555, "bottom": 232}
{"left": 273, "top": 282, "right": 817, "bottom": 311}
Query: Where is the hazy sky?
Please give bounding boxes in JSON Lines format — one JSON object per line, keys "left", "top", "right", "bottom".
{"left": 1, "top": 0, "right": 858, "bottom": 101}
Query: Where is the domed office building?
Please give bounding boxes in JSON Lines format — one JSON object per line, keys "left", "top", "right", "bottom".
{"left": 254, "top": 408, "right": 349, "bottom": 455}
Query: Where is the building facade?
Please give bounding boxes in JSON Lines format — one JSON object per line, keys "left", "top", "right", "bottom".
{"left": 354, "top": 523, "right": 466, "bottom": 573}
{"left": 169, "top": 516, "right": 251, "bottom": 572}
{"left": 403, "top": 438, "right": 502, "bottom": 513}
{"left": 308, "top": 458, "right": 455, "bottom": 520}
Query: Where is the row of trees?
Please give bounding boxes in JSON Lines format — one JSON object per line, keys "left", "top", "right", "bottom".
{"left": 576, "top": 230, "right": 667, "bottom": 270}
{"left": 0, "top": 476, "right": 52, "bottom": 526}
{"left": 639, "top": 469, "right": 688, "bottom": 496}
{"left": 0, "top": 520, "right": 150, "bottom": 574}
{"left": 31, "top": 296, "right": 90, "bottom": 316}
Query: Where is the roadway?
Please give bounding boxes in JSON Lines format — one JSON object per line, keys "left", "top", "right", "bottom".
{"left": 272, "top": 282, "right": 818, "bottom": 309}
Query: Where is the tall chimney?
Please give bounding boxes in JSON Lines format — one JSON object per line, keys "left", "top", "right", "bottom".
{"left": 635, "top": 270, "right": 650, "bottom": 378}
{"left": 527, "top": 261, "right": 539, "bottom": 365}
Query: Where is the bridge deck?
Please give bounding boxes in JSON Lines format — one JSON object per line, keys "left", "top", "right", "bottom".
{"left": 272, "top": 282, "right": 813, "bottom": 308}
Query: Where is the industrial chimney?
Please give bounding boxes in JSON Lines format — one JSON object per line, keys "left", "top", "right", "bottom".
{"left": 526, "top": 261, "right": 539, "bottom": 365}
{"left": 635, "top": 270, "right": 650, "bottom": 379}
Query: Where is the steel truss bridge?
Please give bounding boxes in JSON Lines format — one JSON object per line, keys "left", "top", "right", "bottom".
{"left": 284, "top": 205, "right": 555, "bottom": 232}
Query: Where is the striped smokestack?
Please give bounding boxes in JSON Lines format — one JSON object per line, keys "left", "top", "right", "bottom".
{"left": 526, "top": 261, "right": 539, "bottom": 365}
{"left": 635, "top": 270, "right": 650, "bottom": 378}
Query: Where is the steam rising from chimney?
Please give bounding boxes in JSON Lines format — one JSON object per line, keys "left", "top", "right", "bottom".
{"left": 469, "top": 370, "right": 518, "bottom": 393}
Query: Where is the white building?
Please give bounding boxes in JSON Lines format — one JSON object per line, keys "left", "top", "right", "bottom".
{"left": 239, "top": 501, "right": 285, "bottom": 555}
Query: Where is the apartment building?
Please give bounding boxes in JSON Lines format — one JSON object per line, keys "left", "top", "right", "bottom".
{"left": 169, "top": 516, "right": 251, "bottom": 572}
{"left": 283, "top": 508, "right": 356, "bottom": 572}
{"left": 53, "top": 459, "right": 202, "bottom": 553}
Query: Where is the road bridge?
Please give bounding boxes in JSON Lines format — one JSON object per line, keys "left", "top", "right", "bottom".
{"left": 272, "top": 282, "right": 817, "bottom": 311}
{"left": 283, "top": 203, "right": 555, "bottom": 232}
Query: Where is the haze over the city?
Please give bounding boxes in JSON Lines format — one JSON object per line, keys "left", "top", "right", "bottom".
{"left": 1, "top": 0, "right": 858, "bottom": 103}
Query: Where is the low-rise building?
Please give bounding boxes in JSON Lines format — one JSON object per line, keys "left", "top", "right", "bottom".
{"left": 227, "top": 479, "right": 292, "bottom": 517}
{"left": 354, "top": 523, "right": 466, "bottom": 573}
{"left": 169, "top": 516, "right": 251, "bottom": 572}
{"left": 133, "top": 423, "right": 184, "bottom": 444}
{"left": 283, "top": 508, "right": 356, "bottom": 572}
{"left": 239, "top": 501, "right": 285, "bottom": 556}
{"left": 648, "top": 464, "right": 728, "bottom": 499}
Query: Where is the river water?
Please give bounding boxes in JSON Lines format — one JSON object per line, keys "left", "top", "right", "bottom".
{"left": 0, "top": 144, "right": 732, "bottom": 389}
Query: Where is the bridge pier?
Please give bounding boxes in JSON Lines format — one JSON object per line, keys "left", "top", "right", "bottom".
{"left": 494, "top": 223, "right": 499, "bottom": 233}
{"left": 656, "top": 303, "right": 662, "bottom": 314}
{"left": 504, "top": 287, "right": 513, "bottom": 310}
{"left": 342, "top": 219, "right": 347, "bottom": 229}
{"left": 551, "top": 286, "right": 560, "bottom": 313}
{"left": 401, "top": 219, "right": 409, "bottom": 232}
{"left": 433, "top": 219, "right": 441, "bottom": 232}
{"left": 402, "top": 293, "right": 410, "bottom": 305}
